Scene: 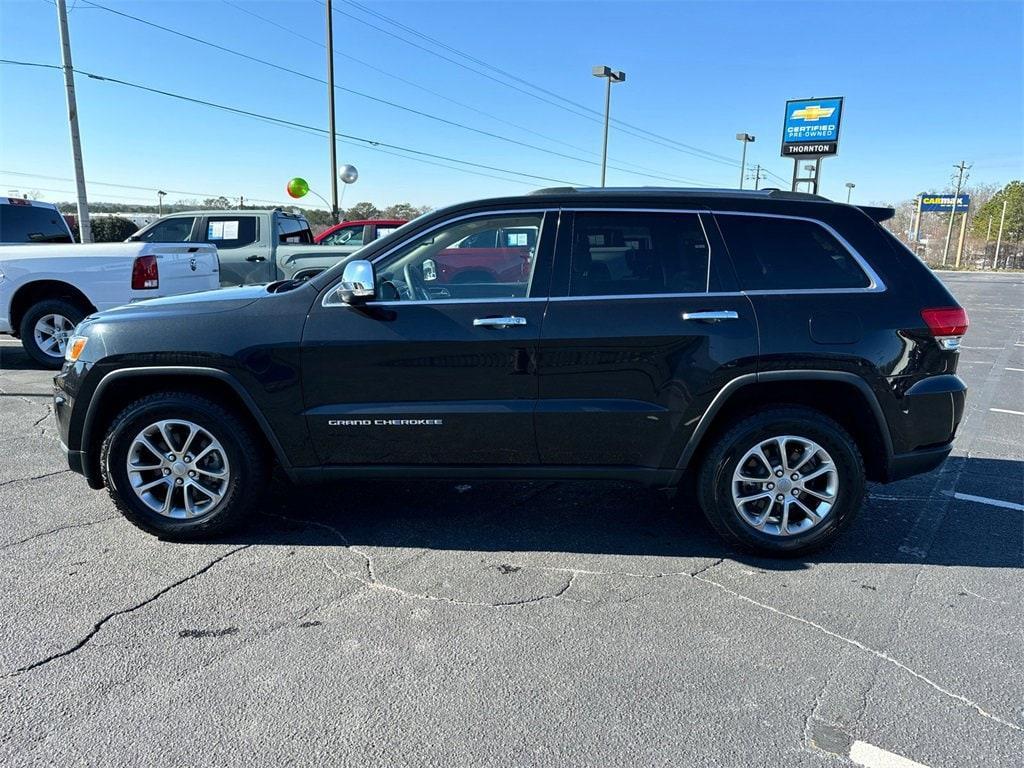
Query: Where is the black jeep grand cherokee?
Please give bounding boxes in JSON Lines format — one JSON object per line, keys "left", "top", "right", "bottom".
{"left": 54, "top": 188, "right": 968, "bottom": 556}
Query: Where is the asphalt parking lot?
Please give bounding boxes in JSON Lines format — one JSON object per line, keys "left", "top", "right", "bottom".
{"left": 1, "top": 272, "right": 1021, "bottom": 767}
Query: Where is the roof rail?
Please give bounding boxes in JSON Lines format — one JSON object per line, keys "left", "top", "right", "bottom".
{"left": 529, "top": 185, "right": 828, "bottom": 201}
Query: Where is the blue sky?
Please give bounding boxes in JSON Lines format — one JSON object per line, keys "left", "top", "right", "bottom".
{"left": 1, "top": 0, "right": 1021, "bottom": 211}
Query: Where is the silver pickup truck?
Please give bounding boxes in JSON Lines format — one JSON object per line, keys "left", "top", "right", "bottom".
{"left": 129, "top": 209, "right": 357, "bottom": 285}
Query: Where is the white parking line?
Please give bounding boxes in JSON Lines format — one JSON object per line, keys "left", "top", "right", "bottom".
{"left": 1006, "top": 367, "right": 1024, "bottom": 372}
{"left": 990, "top": 408, "right": 1024, "bottom": 416}
{"left": 944, "top": 491, "right": 1024, "bottom": 512}
{"left": 850, "top": 741, "right": 929, "bottom": 768}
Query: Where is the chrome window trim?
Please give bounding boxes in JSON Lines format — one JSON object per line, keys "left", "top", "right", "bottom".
{"left": 710, "top": 210, "right": 886, "bottom": 293}
{"left": 322, "top": 208, "right": 552, "bottom": 308}
{"left": 549, "top": 291, "right": 744, "bottom": 302}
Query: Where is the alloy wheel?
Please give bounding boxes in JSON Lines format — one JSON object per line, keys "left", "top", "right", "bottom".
{"left": 33, "top": 313, "right": 75, "bottom": 359}
{"left": 125, "top": 419, "right": 231, "bottom": 519}
{"left": 730, "top": 435, "right": 839, "bottom": 536}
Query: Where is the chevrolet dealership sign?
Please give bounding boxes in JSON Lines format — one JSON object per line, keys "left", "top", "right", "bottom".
{"left": 781, "top": 97, "right": 844, "bottom": 157}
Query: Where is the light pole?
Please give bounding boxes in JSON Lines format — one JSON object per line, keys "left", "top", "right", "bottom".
{"left": 845, "top": 182, "right": 855, "bottom": 203}
{"left": 592, "top": 65, "right": 626, "bottom": 187}
{"left": 325, "top": 0, "right": 340, "bottom": 223}
{"left": 735, "top": 133, "right": 755, "bottom": 189}
{"left": 157, "top": 190, "right": 166, "bottom": 216}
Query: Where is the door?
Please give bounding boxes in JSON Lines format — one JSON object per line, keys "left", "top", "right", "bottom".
{"left": 536, "top": 209, "right": 759, "bottom": 468}
{"left": 201, "top": 214, "right": 269, "bottom": 285}
{"left": 300, "top": 209, "right": 555, "bottom": 466}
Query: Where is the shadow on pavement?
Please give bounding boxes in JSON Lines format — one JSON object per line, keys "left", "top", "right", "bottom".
{"left": 204, "top": 456, "right": 1023, "bottom": 570}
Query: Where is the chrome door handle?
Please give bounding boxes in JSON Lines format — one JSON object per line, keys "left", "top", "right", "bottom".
{"left": 682, "top": 310, "right": 739, "bottom": 322}
{"left": 473, "top": 316, "right": 527, "bottom": 328}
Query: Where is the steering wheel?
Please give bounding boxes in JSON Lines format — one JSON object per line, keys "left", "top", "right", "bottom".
{"left": 403, "top": 262, "right": 431, "bottom": 301}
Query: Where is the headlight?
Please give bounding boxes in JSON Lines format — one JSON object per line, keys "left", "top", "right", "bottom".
{"left": 65, "top": 335, "right": 89, "bottom": 362}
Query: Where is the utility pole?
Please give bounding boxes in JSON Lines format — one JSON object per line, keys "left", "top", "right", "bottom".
{"left": 912, "top": 194, "right": 924, "bottom": 242}
{"left": 325, "top": 0, "right": 339, "bottom": 223}
{"left": 985, "top": 215, "right": 993, "bottom": 268}
{"left": 994, "top": 198, "right": 1007, "bottom": 270}
{"left": 955, "top": 198, "right": 969, "bottom": 269}
{"left": 941, "top": 161, "right": 970, "bottom": 266}
{"left": 55, "top": 0, "right": 91, "bottom": 243}
{"left": 747, "top": 164, "right": 767, "bottom": 190}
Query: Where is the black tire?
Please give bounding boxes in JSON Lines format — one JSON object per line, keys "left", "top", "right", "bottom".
{"left": 101, "top": 392, "right": 268, "bottom": 540}
{"left": 697, "top": 407, "right": 865, "bottom": 557}
{"left": 18, "top": 298, "right": 87, "bottom": 369}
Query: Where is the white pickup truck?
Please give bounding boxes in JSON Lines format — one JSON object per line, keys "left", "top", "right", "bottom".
{"left": 1, "top": 202, "right": 220, "bottom": 367}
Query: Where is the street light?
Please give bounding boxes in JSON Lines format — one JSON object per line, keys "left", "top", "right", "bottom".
{"left": 592, "top": 65, "right": 626, "bottom": 187}
{"left": 735, "top": 133, "right": 755, "bottom": 189}
{"left": 845, "top": 182, "right": 856, "bottom": 203}
{"left": 157, "top": 190, "right": 166, "bottom": 216}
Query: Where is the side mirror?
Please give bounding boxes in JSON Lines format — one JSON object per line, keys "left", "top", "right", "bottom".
{"left": 336, "top": 260, "right": 375, "bottom": 303}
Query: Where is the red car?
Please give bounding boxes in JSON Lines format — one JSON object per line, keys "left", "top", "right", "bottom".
{"left": 315, "top": 219, "right": 407, "bottom": 246}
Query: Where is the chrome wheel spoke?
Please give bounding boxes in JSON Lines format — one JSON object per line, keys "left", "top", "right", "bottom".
{"left": 800, "top": 464, "right": 833, "bottom": 483}
{"left": 800, "top": 485, "right": 835, "bottom": 502}
{"left": 792, "top": 496, "right": 820, "bottom": 522}
{"left": 138, "top": 477, "right": 169, "bottom": 493}
{"left": 735, "top": 489, "right": 773, "bottom": 505}
{"left": 779, "top": 499, "right": 793, "bottom": 535}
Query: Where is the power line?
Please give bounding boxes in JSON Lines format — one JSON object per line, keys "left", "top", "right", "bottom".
{"left": 1, "top": 59, "right": 584, "bottom": 186}
{"left": 334, "top": 0, "right": 747, "bottom": 169}
{"left": 80, "top": 0, "right": 710, "bottom": 186}
{"left": 0, "top": 169, "right": 291, "bottom": 205}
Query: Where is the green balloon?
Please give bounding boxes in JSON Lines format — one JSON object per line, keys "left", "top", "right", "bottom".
{"left": 287, "top": 177, "right": 309, "bottom": 199}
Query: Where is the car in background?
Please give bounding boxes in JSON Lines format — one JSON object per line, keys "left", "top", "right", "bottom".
{"left": 130, "top": 209, "right": 357, "bottom": 285}
{"left": 315, "top": 219, "right": 407, "bottom": 247}
{"left": 0, "top": 198, "right": 74, "bottom": 244}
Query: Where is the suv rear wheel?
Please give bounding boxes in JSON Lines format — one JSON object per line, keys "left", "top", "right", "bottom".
{"left": 697, "top": 407, "right": 865, "bottom": 556}
{"left": 101, "top": 393, "right": 267, "bottom": 540}
{"left": 19, "top": 298, "right": 87, "bottom": 369}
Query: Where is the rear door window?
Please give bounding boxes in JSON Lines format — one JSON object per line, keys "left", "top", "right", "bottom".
{"left": 716, "top": 214, "right": 870, "bottom": 290}
{"left": 0, "top": 203, "right": 73, "bottom": 243}
{"left": 135, "top": 216, "right": 196, "bottom": 243}
{"left": 568, "top": 211, "right": 710, "bottom": 296}
{"left": 205, "top": 216, "right": 258, "bottom": 249}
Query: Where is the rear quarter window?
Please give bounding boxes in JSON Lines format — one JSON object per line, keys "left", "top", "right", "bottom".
{"left": 0, "top": 203, "right": 73, "bottom": 243}
{"left": 716, "top": 214, "right": 870, "bottom": 290}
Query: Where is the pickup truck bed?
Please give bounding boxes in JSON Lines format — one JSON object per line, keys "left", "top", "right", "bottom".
{"left": 1, "top": 242, "right": 219, "bottom": 367}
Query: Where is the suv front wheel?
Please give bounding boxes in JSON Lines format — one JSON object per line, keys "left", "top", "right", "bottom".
{"left": 101, "top": 393, "right": 268, "bottom": 540}
{"left": 697, "top": 407, "right": 865, "bottom": 557}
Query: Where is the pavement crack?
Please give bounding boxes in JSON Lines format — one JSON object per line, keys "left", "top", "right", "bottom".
{"left": 7, "top": 545, "right": 250, "bottom": 677}
{"left": 263, "top": 512, "right": 577, "bottom": 608}
{"left": 0, "top": 470, "right": 72, "bottom": 489}
{"left": 691, "top": 571, "right": 1023, "bottom": 733}
{"left": 0, "top": 516, "right": 116, "bottom": 550}
{"left": 31, "top": 406, "right": 52, "bottom": 428}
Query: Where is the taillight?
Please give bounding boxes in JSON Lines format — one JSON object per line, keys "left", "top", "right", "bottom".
{"left": 131, "top": 255, "right": 159, "bottom": 289}
{"left": 921, "top": 306, "right": 968, "bottom": 350}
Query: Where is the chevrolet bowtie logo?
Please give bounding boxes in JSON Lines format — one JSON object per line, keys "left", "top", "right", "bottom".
{"left": 792, "top": 105, "right": 835, "bottom": 121}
